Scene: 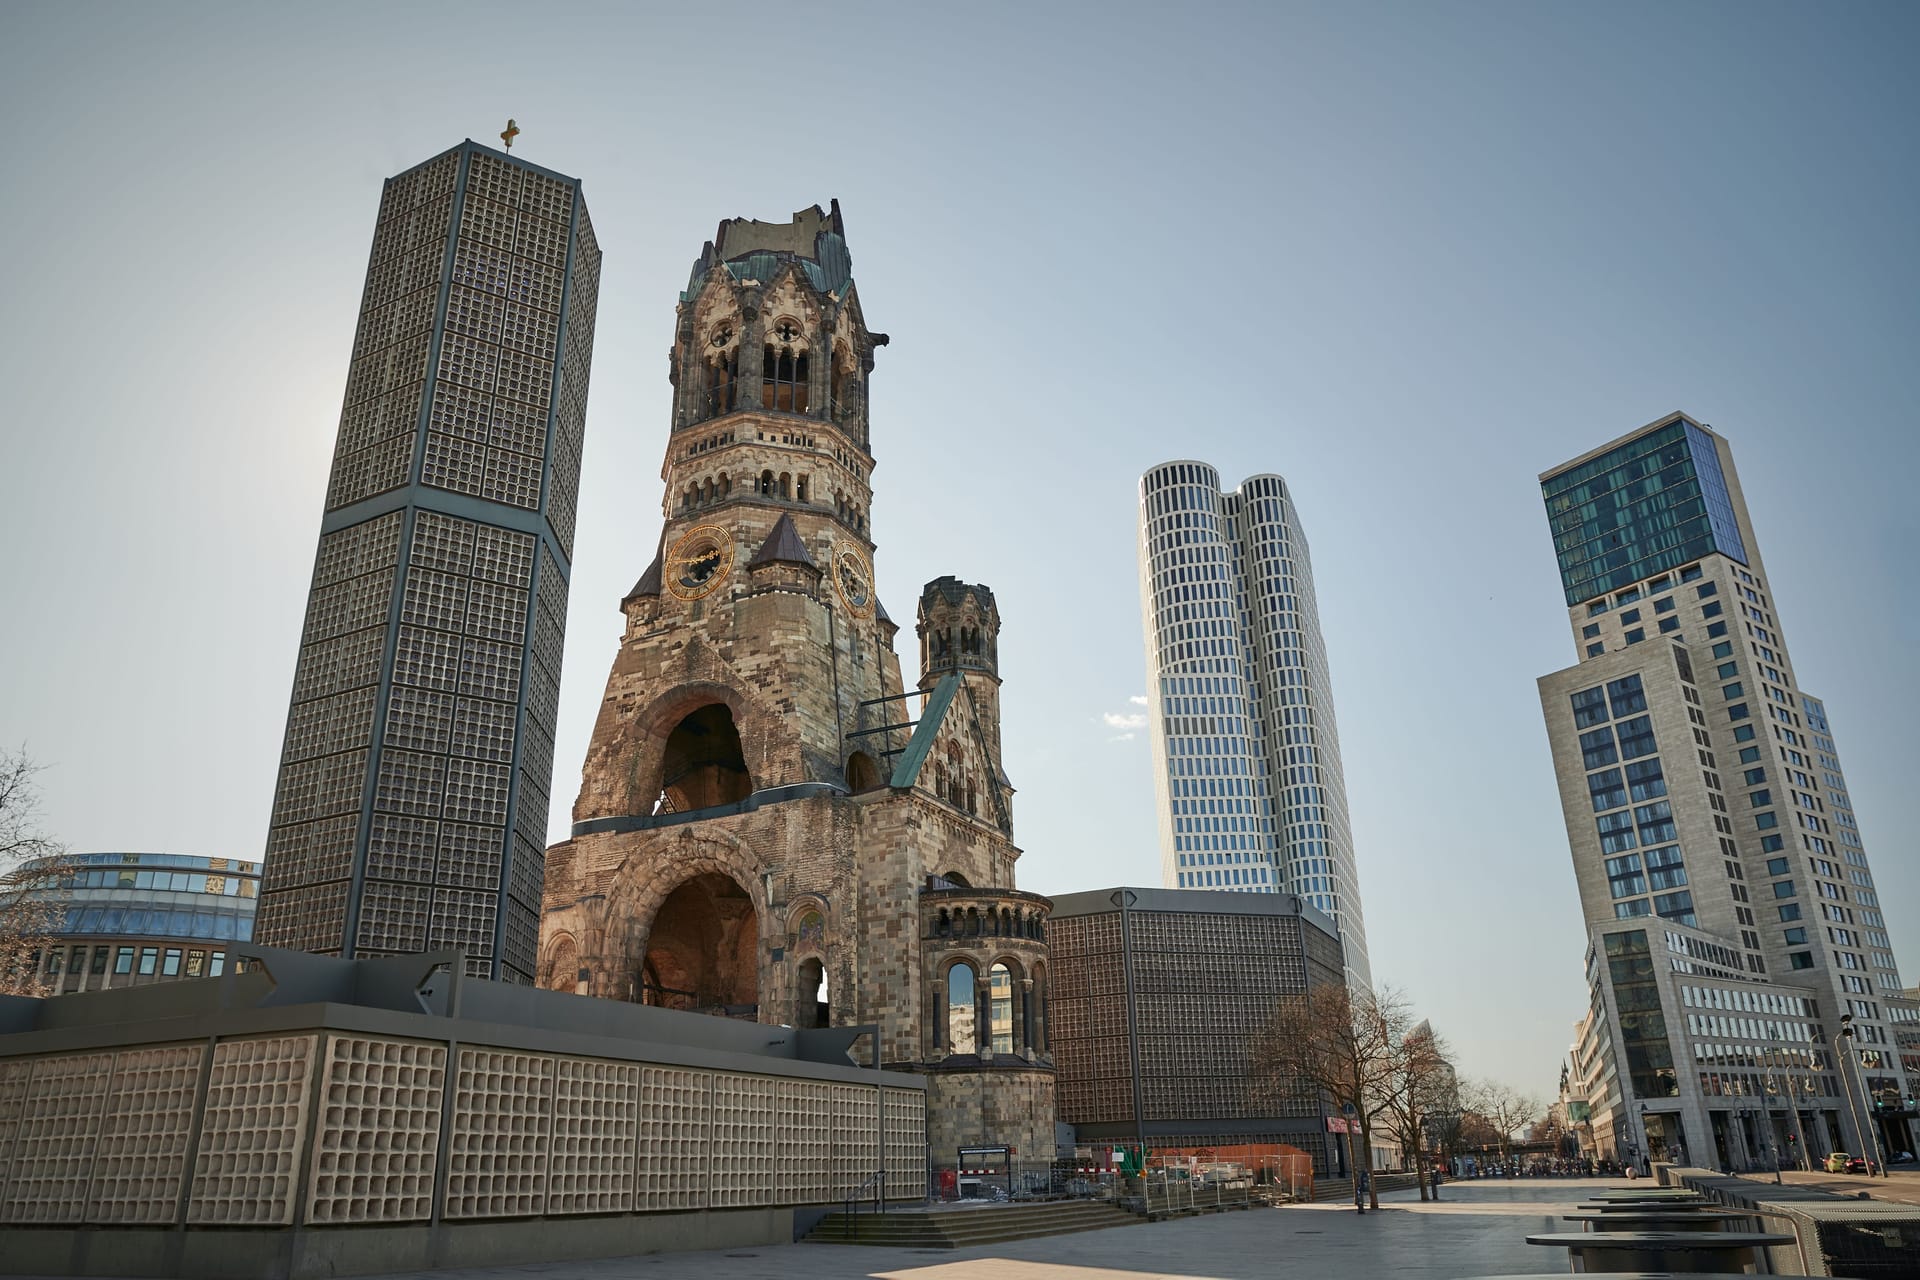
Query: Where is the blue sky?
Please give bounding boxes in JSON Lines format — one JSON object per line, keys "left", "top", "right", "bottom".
{"left": 2, "top": 1, "right": 1915, "bottom": 1096}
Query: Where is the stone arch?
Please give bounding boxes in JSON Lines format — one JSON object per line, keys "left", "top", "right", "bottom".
{"left": 656, "top": 702, "right": 751, "bottom": 813}
{"left": 606, "top": 843, "right": 766, "bottom": 1017}
{"left": 939, "top": 870, "right": 972, "bottom": 888}
{"left": 845, "top": 750, "right": 882, "bottom": 793}
{"left": 597, "top": 828, "right": 768, "bottom": 1001}
{"left": 540, "top": 932, "right": 580, "bottom": 992}
{"left": 602, "top": 682, "right": 758, "bottom": 820}
{"left": 787, "top": 897, "right": 829, "bottom": 954}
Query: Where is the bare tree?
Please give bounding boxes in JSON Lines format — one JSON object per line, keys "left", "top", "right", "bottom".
{"left": 1252, "top": 983, "right": 1406, "bottom": 1209}
{"left": 1378, "top": 1016, "right": 1456, "bottom": 1200}
{"left": 1461, "top": 1077, "right": 1543, "bottom": 1164}
{"left": 0, "top": 747, "right": 71, "bottom": 997}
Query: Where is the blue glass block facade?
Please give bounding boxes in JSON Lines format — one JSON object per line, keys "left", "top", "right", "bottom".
{"left": 1543, "top": 415, "right": 1749, "bottom": 606}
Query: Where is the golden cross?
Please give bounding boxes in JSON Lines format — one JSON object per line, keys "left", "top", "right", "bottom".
{"left": 501, "top": 118, "right": 520, "bottom": 151}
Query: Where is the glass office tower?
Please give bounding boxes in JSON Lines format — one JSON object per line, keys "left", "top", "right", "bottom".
{"left": 1539, "top": 411, "right": 1915, "bottom": 1165}
{"left": 255, "top": 141, "right": 602, "bottom": 982}
{"left": 1137, "top": 461, "right": 1370, "bottom": 988}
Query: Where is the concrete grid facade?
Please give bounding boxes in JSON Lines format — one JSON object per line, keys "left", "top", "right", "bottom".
{"left": 1047, "top": 887, "right": 1346, "bottom": 1172}
{"left": 256, "top": 142, "right": 602, "bottom": 983}
{"left": 1136, "top": 461, "right": 1369, "bottom": 987}
{"left": 1539, "top": 411, "right": 1916, "bottom": 1168}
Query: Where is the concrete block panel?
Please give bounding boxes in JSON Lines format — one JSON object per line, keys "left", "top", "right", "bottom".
{"left": 189, "top": 1034, "right": 319, "bottom": 1225}
{"left": 87, "top": 1042, "right": 207, "bottom": 1224}
{"left": 305, "top": 1035, "right": 445, "bottom": 1224}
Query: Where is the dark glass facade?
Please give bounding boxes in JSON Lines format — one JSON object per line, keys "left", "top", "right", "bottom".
{"left": 1543, "top": 416, "right": 1749, "bottom": 606}
{"left": 23, "top": 852, "right": 257, "bottom": 994}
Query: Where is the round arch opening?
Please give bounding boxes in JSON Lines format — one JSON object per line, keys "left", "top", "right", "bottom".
{"left": 655, "top": 703, "right": 752, "bottom": 814}
{"left": 639, "top": 872, "right": 759, "bottom": 1017}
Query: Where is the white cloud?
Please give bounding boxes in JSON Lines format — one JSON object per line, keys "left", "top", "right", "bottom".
{"left": 1129, "top": 694, "right": 1149, "bottom": 707}
{"left": 1107, "top": 732, "right": 1136, "bottom": 742}
{"left": 1102, "top": 711, "right": 1147, "bottom": 730}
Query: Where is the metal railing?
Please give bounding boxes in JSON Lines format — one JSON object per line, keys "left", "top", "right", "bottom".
{"left": 840, "top": 1169, "right": 886, "bottom": 1239}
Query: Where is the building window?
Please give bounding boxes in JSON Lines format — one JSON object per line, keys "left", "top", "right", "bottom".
{"left": 1626, "top": 759, "right": 1666, "bottom": 801}
{"left": 1760, "top": 834, "right": 1783, "bottom": 852}
{"left": 1732, "top": 724, "right": 1756, "bottom": 742}
{"left": 1580, "top": 728, "right": 1618, "bottom": 769}
{"left": 137, "top": 947, "right": 158, "bottom": 976}
{"left": 1681, "top": 565, "right": 1703, "bottom": 583}
{"left": 1586, "top": 642, "right": 1605, "bottom": 658}
{"left": 1707, "top": 621, "right": 1728, "bottom": 638}
{"left": 1572, "top": 687, "right": 1609, "bottom": 728}
{"left": 1727, "top": 703, "right": 1750, "bottom": 721}
{"left": 1772, "top": 880, "right": 1795, "bottom": 899}
{"left": 1583, "top": 623, "right": 1601, "bottom": 639}
{"left": 1789, "top": 952, "right": 1814, "bottom": 970}
{"left": 1620, "top": 609, "right": 1642, "bottom": 625}
{"left": 1616, "top": 716, "right": 1657, "bottom": 759}
{"left": 1654, "top": 598, "right": 1675, "bottom": 614}
{"left": 1784, "top": 928, "right": 1807, "bottom": 945}
{"left": 161, "top": 948, "right": 182, "bottom": 977}
{"left": 1749, "top": 788, "right": 1772, "bottom": 807}
{"left": 114, "top": 947, "right": 134, "bottom": 975}
{"left": 1589, "top": 769, "right": 1628, "bottom": 812}
{"left": 1624, "top": 628, "right": 1645, "bottom": 644}
{"left": 1766, "top": 857, "right": 1790, "bottom": 876}
{"left": 1697, "top": 582, "right": 1718, "bottom": 598}
{"left": 1755, "top": 811, "right": 1778, "bottom": 829}
{"left": 1588, "top": 601, "right": 1609, "bottom": 617}
{"left": 1711, "top": 641, "right": 1733, "bottom": 659}
{"left": 1778, "top": 903, "right": 1801, "bottom": 922}
{"left": 1607, "top": 676, "right": 1647, "bottom": 716}
{"left": 1657, "top": 618, "right": 1679, "bottom": 634}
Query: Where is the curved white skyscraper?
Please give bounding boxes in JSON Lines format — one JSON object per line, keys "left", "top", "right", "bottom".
{"left": 1137, "top": 461, "right": 1370, "bottom": 988}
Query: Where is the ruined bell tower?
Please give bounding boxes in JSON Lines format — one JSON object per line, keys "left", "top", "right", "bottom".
{"left": 539, "top": 205, "right": 1055, "bottom": 1177}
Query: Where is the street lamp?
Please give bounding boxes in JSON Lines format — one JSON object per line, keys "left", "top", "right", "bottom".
{"left": 1837, "top": 1014, "right": 1892, "bottom": 1179}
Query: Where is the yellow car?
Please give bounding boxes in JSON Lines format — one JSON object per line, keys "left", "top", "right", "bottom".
{"left": 1824, "top": 1151, "right": 1855, "bottom": 1174}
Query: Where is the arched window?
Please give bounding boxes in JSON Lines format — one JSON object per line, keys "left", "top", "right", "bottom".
{"left": 989, "top": 962, "right": 1014, "bottom": 1054}
{"left": 704, "top": 348, "right": 739, "bottom": 420}
{"left": 947, "top": 963, "right": 978, "bottom": 1054}
{"left": 759, "top": 470, "right": 775, "bottom": 496}
{"left": 762, "top": 335, "right": 810, "bottom": 413}
{"left": 779, "top": 471, "right": 791, "bottom": 499}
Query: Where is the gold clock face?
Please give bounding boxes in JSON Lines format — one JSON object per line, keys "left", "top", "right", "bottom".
{"left": 667, "top": 524, "right": 734, "bottom": 600}
{"left": 834, "top": 548, "right": 873, "bottom": 616}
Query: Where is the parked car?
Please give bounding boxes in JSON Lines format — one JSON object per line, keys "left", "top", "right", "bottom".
{"left": 1825, "top": 1151, "right": 1878, "bottom": 1174}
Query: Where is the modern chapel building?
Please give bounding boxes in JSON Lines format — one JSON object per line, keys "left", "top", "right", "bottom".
{"left": 1539, "top": 412, "right": 1915, "bottom": 1168}
{"left": 1135, "top": 462, "right": 1369, "bottom": 988}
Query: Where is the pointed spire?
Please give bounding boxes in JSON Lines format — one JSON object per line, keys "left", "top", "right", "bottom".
{"left": 623, "top": 535, "right": 665, "bottom": 603}
{"left": 747, "top": 513, "right": 815, "bottom": 569}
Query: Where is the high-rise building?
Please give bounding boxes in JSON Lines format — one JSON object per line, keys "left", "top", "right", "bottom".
{"left": 256, "top": 141, "right": 601, "bottom": 982}
{"left": 1136, "top": 462, "right": 1370, "bottom": 988}
{"left": 1538, "top": 411, "right": 1915, "bottom": 1167}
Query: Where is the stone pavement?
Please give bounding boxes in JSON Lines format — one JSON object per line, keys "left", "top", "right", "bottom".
{"left": 351, "top": 1177, "right": 1616, "bottom": 1280}
{"left": 1776, "top": 1166, "right": 1920, "bottom": 1207}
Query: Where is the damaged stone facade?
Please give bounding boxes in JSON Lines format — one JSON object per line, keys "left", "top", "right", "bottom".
{"left": 539, "top": 205, "right": 1055, "bottom": 1172}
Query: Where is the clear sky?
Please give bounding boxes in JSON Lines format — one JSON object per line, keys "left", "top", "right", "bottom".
{"left": 2, "top": 1, "right": 1915, "bottom": 1099}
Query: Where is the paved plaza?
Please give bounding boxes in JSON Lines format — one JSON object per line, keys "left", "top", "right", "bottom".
{"left": 364, "top": 1178, "right": 1619, "bottom": 1280}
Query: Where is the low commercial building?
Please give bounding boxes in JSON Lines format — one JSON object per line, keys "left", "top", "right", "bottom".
{"left": 1047, "top": 886, "right": 1346, "bottom": 1172}
{"left": 24, "top": 852, "right": 257, "bottom": 992}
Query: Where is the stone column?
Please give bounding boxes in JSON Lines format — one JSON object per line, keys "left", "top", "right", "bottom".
{"left": 1020, "top": 977, "right": 1035, "bottom": 1060}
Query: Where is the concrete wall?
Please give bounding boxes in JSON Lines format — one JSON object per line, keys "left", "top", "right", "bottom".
{"left": 0, "top": 950, "right": 925, "bottom": 1279}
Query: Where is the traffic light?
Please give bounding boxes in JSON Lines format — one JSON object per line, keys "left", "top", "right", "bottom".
{"left": 1785, "top": 1133, "right": 1797, "bottom": 1146}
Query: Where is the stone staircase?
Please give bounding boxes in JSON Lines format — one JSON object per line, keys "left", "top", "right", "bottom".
{"left": 805, "top": 1199, "right": 1141, "bottom": 1248}
{"left": 1308, "top": 1171, "right": 1425, "bottom": 1203}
